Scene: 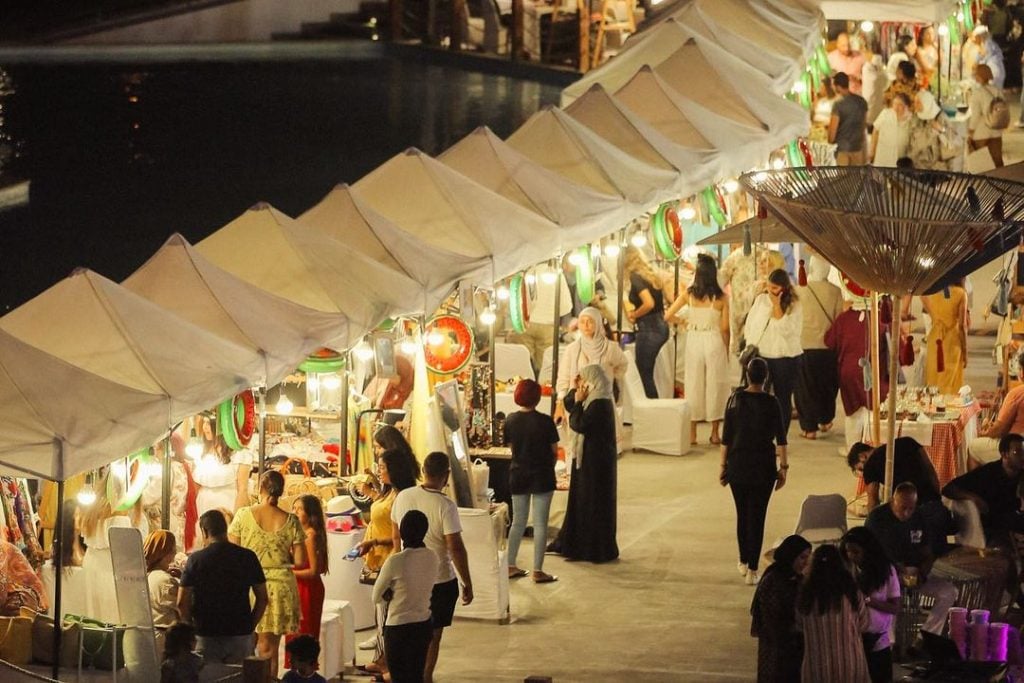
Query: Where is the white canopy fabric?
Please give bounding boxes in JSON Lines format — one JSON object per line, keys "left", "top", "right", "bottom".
{"left": 818, "top": 0, "right": 951, "bottom": 22}
{"left": 0, "top": 328, "right": 171, "bottom": 481}
{"left": 196, "top": 204, "right": 429, "bottom": 335}
{"left": 439, "top": 126, "right": 634, "bottom": 243}
{"left": 506, "top": 106, "right": 679, "bottom": 209}
{"left": 0, "top": 269, "right": 258, "bottom": 419}
{"left": 299, "top": 184, "right": 492, "bottom": 295}
{"left": 124, "top": 234, "right": 349, "bottom": 388}
{"left": 353, "top": 148, "right": 570, "bottom": 281}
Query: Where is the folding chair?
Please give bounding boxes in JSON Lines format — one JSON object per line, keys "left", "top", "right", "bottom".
{"left": 793, "top": 494, "right": 848, "bottom": 545}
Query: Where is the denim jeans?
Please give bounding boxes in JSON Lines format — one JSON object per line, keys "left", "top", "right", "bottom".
{"left": 197, "top": 633, "right": 255, "bottom": 664}
{"left": 634, "top": 316, "right": 669, "bottom": 398}
{"left": 508, "top": 491, "right": 554, "bottom": 571}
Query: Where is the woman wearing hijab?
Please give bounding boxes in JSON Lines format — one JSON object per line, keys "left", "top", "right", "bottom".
{"left": 503, "top": 379, "right": 560, "bottom": 583}
{"left": 721, "top": 358, "right": 789, "bottom": 586}
{"left": 794, "top": 255, "right": 844, "bottom": 440}
{"left": 555, "top": 307, "right": 627, "bottom": 423}
{"left": 751, "top": 534, "right": 811, "bottom": 683}
{"left": 550, "top": 364, "right": 619, "bottom": 563}
{"left": 144, "top": 530, "right": 180, "bottom": 628}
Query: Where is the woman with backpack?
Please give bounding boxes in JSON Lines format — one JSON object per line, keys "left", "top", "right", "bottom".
{"left": 968, "top": 63, "right": 1007, "bottom": 167}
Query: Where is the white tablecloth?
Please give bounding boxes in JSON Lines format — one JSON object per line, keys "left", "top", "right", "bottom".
{"left": 324, "top": 530, "right": 375, "bottom": 630}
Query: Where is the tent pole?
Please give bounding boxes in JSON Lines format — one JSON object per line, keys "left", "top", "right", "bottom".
{"left": 258, "top": 386, "right": 267, "bottom": 482}
{"left": 673, "top": 257, "right": 680, "bottom": 391}
{"left": 616, "top": 228, "right": 625, "bottom": 334}
{"left": 161, "top": 433, "right": 171, "bottom": 530}
{"left": 340, "top": 364, "right": 350, "bottom": 477}
{"left": 550, "top": 262, "right": 563, "bottom": 417}
{"left": 52, "top": 446, "right": 64, "bottom": 683}
{"left": 870, "top": 292, "right": 882, "bottom": 445}
{"left": 884, "top": 301, "right": 899, "bottom": 501}
{"left": 489, "top": 298, "right": 497, "bottom": 445}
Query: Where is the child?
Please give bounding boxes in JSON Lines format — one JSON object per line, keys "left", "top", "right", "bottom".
{"left": 282, "top": 635, "right": 327, "bottom": 683}
{"left": 160, "top": 623, "right": 203, "bottom": 683}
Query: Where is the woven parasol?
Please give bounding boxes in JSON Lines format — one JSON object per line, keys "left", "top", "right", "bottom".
{"left": 740, "top": 166, "right": 1024, "bottom": 498}
{"left": 696, "top": 214, "right": 800, "bottom": 246}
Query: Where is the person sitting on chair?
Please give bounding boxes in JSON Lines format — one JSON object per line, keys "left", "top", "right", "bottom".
{"left": 971, "top": 356, "right": 1024, "bottom": 465}
{"left": 866, "top": 482, "right": 957, "bottom": 636}
{"left": 847, "top": 437, "right": 949, "bottom": 554}
{"left": 943, "top": 433, "right": 1024, "bottom": 546}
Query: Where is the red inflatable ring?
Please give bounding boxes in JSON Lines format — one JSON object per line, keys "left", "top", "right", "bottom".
{"left": 234, "top": 389, "right": 257, "bottom": 447}
{"left": 424, "top": 314, "right": 475, "bottom": 375}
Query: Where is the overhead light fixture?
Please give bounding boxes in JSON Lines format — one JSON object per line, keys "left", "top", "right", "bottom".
{"left": 354, "top": 342, "right": 375, "bottom": 362}
{"left": 567, "top": 251, "right": 585, "bottom": 266}
{"left": 603, "top": 243, "right": 621, "bottom": 257}
{"left": 540, "top": 269, "right": 558, "bottom": 284}
{"left": 426, "top": 329, "right": 445, "bottom": 346}
{"left": 399, "top": 338, "right": 418, "bottom": 355}
{"left": 723, "top": 179, "right": 740, "bottom": 194}
{"left": 185, "top": 427, "right": 203, "bottom": 460}
{"left": 590, "top": 243, "right": 601, "bottom": 257}
{"left": 791, "top": 80, "right": 807, "bottom": 94}
{"left": 496, "top": 285, "right": 510, "bottom": 300}
{"left": 860, "top": 20, "right": 874, "bottom": 33}
{"left": 525, "top": 273, "right": 536, "bottom": 285}
{"left": 275, "top": 386, "right": 294, "bottom": 415}
{"left": 753, "top": 171, "right": 769, "bottom": 183}
{"left": 680, "top": 205, "right": 697, "bottom": 221}
{"left": 76, "top": 473, "right": 97, "bottom": 506}
{"left": 479, "top": 308, "right": 497, "bottom": 326}
{"left": 306, "top": 374, "right": 320, "bottom": 391}
{"left": 938, "top": 24, "right": 949, "bottom": 37}
{"left": 771, "top": 158, "right": 786, "bottom": 170}
{"left": 630, "top": 230, "right": 648, "bottom": 248}
{"left": 322, "top": 374, "right": 342, "bottom": 390}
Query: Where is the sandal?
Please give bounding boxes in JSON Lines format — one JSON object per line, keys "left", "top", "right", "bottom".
{"left": 799, "top": 431, "right": 817, "bottom": 440}
{"left": 508, "top": 567, "right": 528, "bottom": 579}
{"left": 532, "top": 571, "right": 559, "bottom": 583}
{"left": 709, "top": 435, "right": 721, "bottom": 445}
{"left": 819, "top": 422, "right": 833, "bottom": 433}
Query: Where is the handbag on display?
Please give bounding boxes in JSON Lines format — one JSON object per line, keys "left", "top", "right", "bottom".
{"left": 23, "top": 607, "right": 81, "bottom": 668}
{"left": 0, "top": 613, "right": 33, "bottom": 666}
{"left": 64, "top": 614, "right": 125, "bottom": 670}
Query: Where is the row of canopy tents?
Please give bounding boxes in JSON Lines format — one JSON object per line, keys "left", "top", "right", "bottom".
{"left": 0, "top": 0, "right": 827, "bottom": 484}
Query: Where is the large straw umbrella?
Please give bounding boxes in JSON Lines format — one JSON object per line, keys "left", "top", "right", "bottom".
{"left": 741, "top": 167, "right": 1024, "bottom": 499}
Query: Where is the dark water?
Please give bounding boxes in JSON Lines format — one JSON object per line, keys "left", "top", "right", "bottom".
{"left": 0, "top": 43, "right": 566, "bottom": 311}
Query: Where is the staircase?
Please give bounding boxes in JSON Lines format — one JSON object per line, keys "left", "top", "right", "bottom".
{"left": 271, "top": 1, "right": 390, "bottom": 41}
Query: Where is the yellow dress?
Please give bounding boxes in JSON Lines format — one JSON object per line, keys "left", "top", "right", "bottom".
{"left": 923, "top": 287, "right": 966, "bottom": 395}
{"left": 362, "top": 489, "right": 396, "bottom": 573}
{"left": 228, "top": 506, "right": 304, "bottom": 635}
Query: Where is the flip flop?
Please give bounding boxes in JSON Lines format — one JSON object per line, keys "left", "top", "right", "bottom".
{"left": 508, "top": 568, "right": 528, "bottom": 579}
{"left": 819, "top": 422, "right": 833, "bottom": 433}
{"left": 709, "top": 436, "right": 721, "bottom": 445}
{"left": 799, "top": 431, "right": 817, "bottom": 440}
{"left": 533, "top": 572, "right": 559, "bottom": 583}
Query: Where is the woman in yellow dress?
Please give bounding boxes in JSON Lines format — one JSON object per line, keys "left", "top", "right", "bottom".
{"left": 228, "top": 470, "right": 305, "bottom": 679}
{"left": 921, "top": 283, "right": 967, "bottom": 395}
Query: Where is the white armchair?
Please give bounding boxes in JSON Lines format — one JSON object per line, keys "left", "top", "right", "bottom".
{"left": 622, "top": 350, "right": 691, "bottom": 455}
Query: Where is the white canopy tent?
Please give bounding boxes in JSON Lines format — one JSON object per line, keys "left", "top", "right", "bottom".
{"left": 0, "top": 328, "right": 171, "bottom": 481}
{"left": 818, "top": 0, "right": 952, "bottom": 22}
{"left": 0, "top": 269, "right": 261, "bottom": 416}
{"left": 352, "top": 148, "right": 572, "bottom": 281}
{"left": 124, "top": 234, "right": 349, "bottom": 389}
{"left": 299, "top": 183, "right": 493, "bottom": 294}
{"left": 196, "top": 204, "right": 431, "bottom": 336}
{"left": 506, "top": 106, "right": 679, "bottom": 209}
{"left": 439, "top": 126, "right": 635, "bottom": 243}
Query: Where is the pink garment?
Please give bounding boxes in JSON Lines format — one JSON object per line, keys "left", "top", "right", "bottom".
{"left": 829, "top": 49, "right": 867, "bottom": 94}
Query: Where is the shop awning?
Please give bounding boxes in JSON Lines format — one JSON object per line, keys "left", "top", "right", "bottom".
{"left": 0, "top": 329, "right": 171, "bottom": 481}
{"left": 0, "top": 269, "right": 259, "bottom": 417}
{"left": 697, "top": 215, "right": 801, "bottom": 246}
{"left": 196, "top": 204, "right": 429, "bottom": 335}
{"left": 506, "top": 106, "right": 679, "bottom": 208}
{"left": 439, "top": 126, "right": 634, "bottom": 243}
{"left": 352, "top": 148, "right": 570, "bottom": 281}
{"left": 299, "top": 183, "right": 493, "bottom": 293}
{"left": 818, "top": 0, "right": 952, "bottom": 23}
{"left": 124, "top": 234, "right": 349, "bottom": 387}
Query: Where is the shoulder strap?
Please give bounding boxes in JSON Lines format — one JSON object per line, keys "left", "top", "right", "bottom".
{"left": 807, "top": 284, "right": 834, "bottom": 324}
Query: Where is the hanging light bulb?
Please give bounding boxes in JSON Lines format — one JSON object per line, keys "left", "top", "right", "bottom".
{"left": 306, "top": 374, "right": 320, "bottom": 391}
{"left": 590, "top": 243, "right": 601, "bottom": 257}
{"left": 860, "top": 20, "right": 874, "bottom": 33}
{"left": 185, "top": 427, "right": 203, "bottom": 460}
{"left": 76, "top": 475, "right": 97, "bottom": 506}
{"left": 525, "top": 273, "right": 537, "bottom": 285}
{"left": 496, "top": 285, "right": 510, "bottom": 300}
{"left": 541, "top": 268, "right": 558, "bottom": 284}
{"left": 723, "top": 179, "right": 740, "bottom": 194}
{"left": 276, "top": 386, "right": 294, "bottom": 415}
{"left": 479, "top": 308, "right": 497, "bottom": 325}
{"left": 426, "top": 329, "right": 445, "bottom": 346}
{"left": 771, "top": 158, "right": 786, "bottom": 170}
{"left": 753, "top": 171, "right": 768, "bottom": 183}
{"left": 603, "top": 242, "right": 621, "bottom": 257}
{"left": 399, "top": 338, "right": 418, "bottom": 355}
{"left": 938, "top": 24, "right": 949, "bottom": 37}
{"left": 567, "top": 251, "right": 585, "bottom": 266}
{"left": 791, "top": 80, "right": 807, "bottom": 94}
{"left": 680, "top": 205, "right": 697, "bottom": 221}
{"left": 110, "top": 458, "right": 128, "bottom": 482}
{"left": 630, "top": 230, "right": 648, "bottom": 248}
{"left": 322, "top": 374, "right": 342, "bottom": 390}
{"left": 354, "top": 342, "right": 375, "bottom": 362}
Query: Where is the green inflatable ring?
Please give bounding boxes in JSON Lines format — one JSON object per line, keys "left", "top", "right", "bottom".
{"left": 701, "top": 187, "right": 728, "bottom": 227}
{"left": 107, "top": 451, "right": 153, "bottom": 512}
{"left": 218, "top": 396, "right": 243, "bottom": 451}
{"left": 509, "top": 273, "right": 529, "bottom": 334}
{"left": 299, "top": 348, "right": 346, "bottom": 374}
{"left": 574, "top": 247, "right": 595, "bottom": 304}
{"left": 651, "top": 204, "right": 681, "bottom": 260}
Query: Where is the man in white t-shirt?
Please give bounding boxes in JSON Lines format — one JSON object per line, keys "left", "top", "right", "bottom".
{"left": 392, "top": 451, "right": 473, "bottom": 683}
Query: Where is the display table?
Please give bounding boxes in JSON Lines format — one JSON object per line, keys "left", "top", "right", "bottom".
{"left": 860, "top": 400, "right": 981, "bottom": 490}
{"left": 454, "top": 506, "right": 510, "bottom": 624}
{"left": 324, "top": 530, "right": 375, "bottom": 630}
{"left": 469, "top": 446, "right": 512, "bottom": 507}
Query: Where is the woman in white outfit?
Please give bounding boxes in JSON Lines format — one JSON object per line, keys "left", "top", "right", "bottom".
{"left": 554, "top": 307, "right": 627, "bottom": 424}
{"left": 193, "top": 434, "right": 252, "bottom": 527}
{"left": 665, "top": 253, "right": 730, "bottom": 445}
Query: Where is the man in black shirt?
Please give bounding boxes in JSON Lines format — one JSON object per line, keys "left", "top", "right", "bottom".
{"left": 943, "top": 433, "right": 1024, "bottom": 545}
{"left": 848, "top": 437, "right": 949, "bottom": 553}
{"left": 178, "top": 510, "right": 268, "bottom": 663}
{"left": 866, "top": 482, "right": 956, "bottom": 634}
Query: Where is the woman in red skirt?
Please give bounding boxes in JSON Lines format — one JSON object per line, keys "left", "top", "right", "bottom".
{"left": 286, "top": 494, "right": 328, "bottom": 666}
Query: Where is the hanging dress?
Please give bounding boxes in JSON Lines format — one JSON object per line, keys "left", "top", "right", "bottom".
{"left": 923, "top": 287, "right": 966, "bottom": 394}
